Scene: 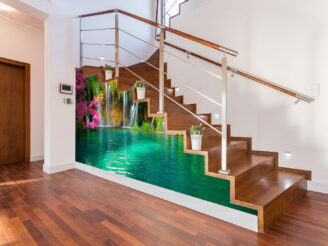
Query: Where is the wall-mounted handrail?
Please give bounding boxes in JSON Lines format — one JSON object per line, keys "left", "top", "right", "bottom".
{"left": 79, "top": 9, "right": 238, "bottom": 57}
{"left": 164, "top": 41, "right": 315, "bottom": 103}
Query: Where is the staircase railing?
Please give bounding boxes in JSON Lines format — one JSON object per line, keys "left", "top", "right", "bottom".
{"left": 78, "top": 8, "right": 314, "bottom": 176}
{"left": 164, "top": 41, "right": 315, "bottom": 103}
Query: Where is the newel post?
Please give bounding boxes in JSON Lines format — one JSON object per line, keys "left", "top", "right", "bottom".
{"left": 158, "top": 29, "right": 165, "bottom": 113}
{"left": 115, "top": 12, "right": 119, "bottom": 77}
{"left": 219, "top": 55, "right": 230, "bottom": 175}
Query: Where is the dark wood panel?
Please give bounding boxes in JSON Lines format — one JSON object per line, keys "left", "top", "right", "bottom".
{"left": 0, "top": 62, "right": 25, "bottom": 165}
{"left": 0, "top": 161, "right": 327, "bottom": 245}
{"left": 0, "top": 57, "right": 30, "bottom": 164}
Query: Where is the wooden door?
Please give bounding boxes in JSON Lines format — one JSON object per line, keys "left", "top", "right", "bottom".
{"left": 0, "top": 58, "right": 30, "bottom": 165}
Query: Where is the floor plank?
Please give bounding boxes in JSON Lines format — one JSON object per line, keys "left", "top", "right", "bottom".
{"left": 0, "top": 161, "right": 327, "bottom": 246}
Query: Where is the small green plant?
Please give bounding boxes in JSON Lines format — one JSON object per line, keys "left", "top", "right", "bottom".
{"left": 104, "top": 64, "right": 114, "bottom": 71}
{"left": 190, "top": 124, "right": 205, "bottom": 135}
{"left": 132, "top": 124, "right": 140, "bottom": 131}
{"left": 141, "top": 122, "right": 153, "bottom": 132}
{"left": 134, "top": 80, "right": 148, "bottom": 88}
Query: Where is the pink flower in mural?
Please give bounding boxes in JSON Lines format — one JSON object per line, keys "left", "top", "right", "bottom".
{"left": 76, "top": 69, "right": 87, "bottom": 100}
{"left": 86, "top": 97, "right": 101, "bottom": 129}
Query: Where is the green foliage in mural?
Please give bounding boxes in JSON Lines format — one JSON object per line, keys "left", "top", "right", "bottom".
{"left": 118, "top": 91, "right": 123, "bottom": 100}
{"left": 76, "top": 122, "right": 83, "bottom": 130}
{"left": 86, "top": 75, "right": 101, "bottom": 98}
{"left": 155, "top": 117, "right": 163, "bottom": 132}
{"left": 109, "top": 80, "right": 117, "bottom": 97}
{"left": 141, "top": 122, "right": 153, "bottom": 132}
{"left": 132, "top": 124, "right": 140, "bottom": 131}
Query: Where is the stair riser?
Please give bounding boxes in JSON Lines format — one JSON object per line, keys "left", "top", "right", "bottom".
{"left": 206, "top": 126, "right": 231, "bottom": 139}
{"left": 207, "top": 141, "right": 249, "bottom": 171}
{"left": 234, "top": 159, "right": 275, "bottom": 198}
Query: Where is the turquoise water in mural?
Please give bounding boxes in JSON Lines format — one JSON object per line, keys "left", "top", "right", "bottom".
{"left": 76, "top": 128, "right": 257, "bottom": 215}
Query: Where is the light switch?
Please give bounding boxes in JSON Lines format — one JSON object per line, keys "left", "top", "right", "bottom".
{"left": 64, "top": 98, "right": 73, "bottom": 104}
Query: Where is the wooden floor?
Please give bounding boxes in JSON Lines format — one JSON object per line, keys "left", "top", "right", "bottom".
{"left": 0, "top": 162, "right": 327, "bottom": 246}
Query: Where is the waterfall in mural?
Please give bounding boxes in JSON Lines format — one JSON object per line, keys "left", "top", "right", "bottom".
{"left": 75, "top": 69, "right": 165, "bottom": 132}
{"left": 122, "top": 91, "right": 126, "bottom": 127}
{"left": 129, "top": 103, "right": 139, "bottom": 127}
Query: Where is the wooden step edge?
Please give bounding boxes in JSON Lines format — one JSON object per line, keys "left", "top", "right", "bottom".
{"left": 229, "top": 154, "right": 275, "bottom": 177}
{"left": 183, "top": 104, "right": 197, "bottom": 113}
{"left": 231, "top": 171, "right": 306, "bottom": 210}
{"left": 277, "top": 166, "right": 311, "bottom": 180}
{"left": 232, "top": 157, "right": 275, "bottom": 199}
{"left": 258, "top": 176, "right": 307, "bottom": 232}
{"left": 230, "top": 137, "right": 252, "bottom": 153}
{"left": 233, "top": 171, "right": 306, "bottom": 209}
{"left": 230, "top": 173, "right": 307, "bottom": 232}
{"left": 251, "top": 150, "right": 279, "bottom": 167}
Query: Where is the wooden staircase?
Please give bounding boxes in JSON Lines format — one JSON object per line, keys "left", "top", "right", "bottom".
{"left": 82, "top": 54, "right": 311, "bottom": 233}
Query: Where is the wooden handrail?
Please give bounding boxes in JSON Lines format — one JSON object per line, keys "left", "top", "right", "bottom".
{"left": 79, "top": 9, "right": 238, "bottom": 57}
{"left": 164, "top": 41, "right": 315, "bottom": 103}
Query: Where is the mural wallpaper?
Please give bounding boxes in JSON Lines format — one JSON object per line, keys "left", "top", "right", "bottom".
{"left": 75, "top": 69, "right": 256, "bottom": 215}
{"left": 75, "top": 69, "right": 164, "bottom": 131}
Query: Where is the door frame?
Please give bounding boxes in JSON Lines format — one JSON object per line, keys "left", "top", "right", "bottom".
{"left": 0, "top": 57, "right": 30, "bottom": 163}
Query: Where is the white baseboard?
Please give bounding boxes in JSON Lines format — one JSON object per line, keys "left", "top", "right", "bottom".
{"left": 308, "top": 181, "right": 328, "bottom": 194}
{"left": 43, "top": 162, "right": 75, "bottom": 174}
{"left": 30, "top": 155, "right": 44, "bottom": 162}
{"left": 76, "top": 162, "right": 258, "bottom": 232}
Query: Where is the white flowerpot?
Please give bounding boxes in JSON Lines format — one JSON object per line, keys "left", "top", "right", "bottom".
{"left": 105, "top": 70, "right": 113, "bottom": 80}
{"left": 191, "top": 134, "right": 203, "bottom": 151}
{"left": 136, "top": 87, "right": 146, "bottom": 100}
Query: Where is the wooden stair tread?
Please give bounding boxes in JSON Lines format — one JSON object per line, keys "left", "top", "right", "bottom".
{"left": 228, "top": 154, "right": 274, "bottom": 176}
{"left": 237, "top": 170, "right": 305, "bottom": 207}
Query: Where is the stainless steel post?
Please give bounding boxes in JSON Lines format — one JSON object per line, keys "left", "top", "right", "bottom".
{"left": 219, "top": 55, "right": 230, "bottom": 175}
{"left": 115, "top": 13, "right": 119, "bottom": 77}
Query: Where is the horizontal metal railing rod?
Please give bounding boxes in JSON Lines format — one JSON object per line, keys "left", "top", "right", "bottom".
{"left": 163, "top": 47, "right": 222, "bottom": 80}
{"left": 82, "top": 43, "right": 115, "bottom": 46}
{"left": 119, "top": 45, "right": 222, "bottom": 107}
{"left": 119, "top": 62, "right": 222, "bottom": 135}
{"left": 81, "top": 27, "right": 115, "bottom": 32}
{"left": 79, "top": 9, "right": 238, "bottom": 57}
{"left": 119, "top": 29, "right": 221, "bottom": 80}
{"left": 82, "top": 57, "right": 115, "bottom": 63}
{"left": 164, "top": 41, "right": 315, "bottom": 103}
{"left": 119, "top": 28, "right": 159, "bottom": 49}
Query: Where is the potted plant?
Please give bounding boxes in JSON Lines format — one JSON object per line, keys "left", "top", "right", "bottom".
{"left": 190, "top": 124, "right": 205, "bottom": 151}
{"left": 104, "top": 64, "right": 114, "bottom": 80}
{"left": 134, "top": 80, "right": 148, "bottom": 100}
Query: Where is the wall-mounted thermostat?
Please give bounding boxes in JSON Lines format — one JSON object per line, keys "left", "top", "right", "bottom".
{"left": 60, "top": 84, "right": 73, "bottom": 95}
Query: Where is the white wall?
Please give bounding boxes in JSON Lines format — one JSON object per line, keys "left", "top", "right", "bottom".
{"left": 166, "top": 0, "right": 328, "bottom": 193}
{"left": 43, "top": 15, "right": 77, "bottom": 173}
{"left": 0, "top": 14, "right": 44, "bottom": 161}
